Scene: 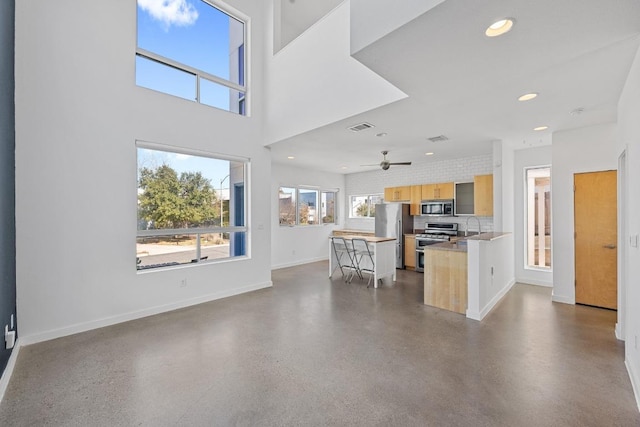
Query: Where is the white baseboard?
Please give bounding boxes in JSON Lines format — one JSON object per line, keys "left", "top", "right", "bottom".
{"left": 616, "top": 323, "right": 624, "bottom": 341}
{"left": 551, "top": 293, "right": 574, "bottom": 304}
{"left": 626, "top": 359, "right": 640, "bottom": 413}
{"left": 516, "top": 277, "right": 553, "bottom": 287}
{"left": 19, "top": 281, "right": 273, "bottom": 346}
{"left": 467, "top": 279, "right": 516, "bottom": 321}
{"left": 0, "top": 339, "right": 21, "bottom": 404}
{"left": 272, "top": 256, "right": 327, "bottom": 270}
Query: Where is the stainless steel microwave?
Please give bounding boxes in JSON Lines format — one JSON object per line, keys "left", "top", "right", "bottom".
{"left": 420, "top": 200, "right": 454, "bottom": 216}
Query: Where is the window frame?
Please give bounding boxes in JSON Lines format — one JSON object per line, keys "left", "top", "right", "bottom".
{"left": 524, "top": 166, "right": 552, "bottom": 271}
{"left": 136, "top": 140, "right": 250, "bottom": 272}
{"left": 278, "top": 186, "right": 338, "bottom": 227}
{"left": 348, "top": 194, "right": 382, "bottom": 219}
{"left": 135, "top": 0, "right": 249, "bottom": 115}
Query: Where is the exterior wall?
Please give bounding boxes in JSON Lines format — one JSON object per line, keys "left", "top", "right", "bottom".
{"left": 514, "top": 146, "right": 553, "bottom": 287}
{"left": 344, "top": 154, "right": 493, "bottom": 232}
{"left": 14, "top": 0, "right": 272, "bottom": 343}
{"left": 551, "top": 123, "right": 618, "bottom": 304}
{"left": 0, "top": 0, "right": 16, "bottom": 376}
{"left": 618, "top": 43, "right": 640, "bottom": 410}
{"left": 271, "top": 163, "right": 345, "bottom": 269}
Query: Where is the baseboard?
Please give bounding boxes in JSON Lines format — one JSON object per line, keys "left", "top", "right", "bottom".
{"left": 616, "top": 323, "right": 624, "bottom": 341}
{"left": 467, "top": 278, "right": 516, "bottom": 321}
{"left": 272, "top": 256, "right": 327, "bottom": 270}
{"left": 19, "top": 281, "right": 273, "bottom": 346}
{"left": 0, "top": 339, "right": 21, "bottom": 404}
{"left": 516, "top": 277, "right": 553, "bottom": 288}
{"left": 625, "top": 359, "right": 640, "bottom": 412}
{"left": 551, "top": 293, "right": 574, "bottom": 304}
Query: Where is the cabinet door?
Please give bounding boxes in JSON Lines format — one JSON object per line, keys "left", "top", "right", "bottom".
{"left": 384, "top": 187, "right": 396, "bottom": 202}
{"left": 421, "top": 184, "right": 436, "bottom": 200}
{"left": 474, "top": 174, "right": 493, "bottom": 216}
{"left": 437, "top": 182, "right": 455, "bottom": 200}
{"left": 404, "top": 236, "right": 416, "bottom": 269}
{"left": 410, "top": 185, "right": 422, "bottom": 215}
{"left": 397, "top": 186, "right": 411, "bottom": 201}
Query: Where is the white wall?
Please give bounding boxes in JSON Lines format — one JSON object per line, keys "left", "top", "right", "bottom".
{"left": 618, "top": 43, "right": 640, "bottom": 410}
{"left": 344, "top": 154, "right": 494, "bottom": 232}
{"left": 264, "top": 1, "right": 406, "bottom": 145}
{"left": 551, "top": 123, "right": 618, "bottom": 305}
{"left": 271, "top": 163, "right": 345, "bottom": 269}
{"left": 14, "top": 0, "right": 272, "bottom": 343}
{"left": 514, "top": 146, "right": 553, "bottom": 287}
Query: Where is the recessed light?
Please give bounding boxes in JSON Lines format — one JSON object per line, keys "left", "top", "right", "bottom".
{"left": 376, "top": 132, "right": 388, "bottom": 137}
{"left": 341, "top": 166, "right": 348, "bottom": 170}
{"left": 533, "top": 126, "right": 548, "bottom": 131}
{"left": 518, "top": 92, "right": 538, "bottom": 102}
{"left": 485, "top": 18, "right": 514, "bottom": 37}
{"left": 425, "top": 152, "right": 434, "bottom": 156}
{"left": 287, "top": 156, "right": 295, "bottom": 160}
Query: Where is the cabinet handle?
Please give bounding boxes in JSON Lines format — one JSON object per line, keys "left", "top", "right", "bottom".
{"left": 603, "top": 244, "right": 617, "bottom": 249}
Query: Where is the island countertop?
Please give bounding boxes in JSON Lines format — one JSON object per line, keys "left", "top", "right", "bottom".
{"left": 330, "top": 235, "right": 396, "bottom": 243}
{"left": 466, "top": 232, "right": 512, "bottom": 241}
{"left": 426, "top": 241, "right": 468, "bottom": 252}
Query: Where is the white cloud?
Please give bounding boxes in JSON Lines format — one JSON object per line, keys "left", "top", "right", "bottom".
{"left": 138, "top": 0, "right": 198, "bottom": 29}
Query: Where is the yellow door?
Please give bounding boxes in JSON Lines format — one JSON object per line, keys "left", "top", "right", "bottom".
{"left": 574, "top": 170, "right": 617, "bottom": 309}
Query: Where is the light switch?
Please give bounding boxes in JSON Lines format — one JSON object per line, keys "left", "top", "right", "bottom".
{"left": 631, "top": 235, "right": 639, "bottom": 248}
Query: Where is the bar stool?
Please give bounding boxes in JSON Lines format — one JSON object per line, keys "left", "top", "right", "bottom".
{"left": 352, "top": 238, "right": 375, "bottom": 287}
{"left": 330, "top": 237, "right": 360, "bottom": 282}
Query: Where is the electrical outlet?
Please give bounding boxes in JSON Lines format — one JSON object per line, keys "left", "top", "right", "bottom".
{"left": 180, "top": 279, "right": 187, "bottom": 288}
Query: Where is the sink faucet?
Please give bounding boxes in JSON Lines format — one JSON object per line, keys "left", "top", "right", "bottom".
{"left": 465, "top": 216, "right": 482, "bottom": 237}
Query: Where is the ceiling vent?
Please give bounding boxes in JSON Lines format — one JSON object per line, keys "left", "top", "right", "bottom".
{"left": 347, "top": 122, "right": 375, "bottom": 132}
{"left": 427, "top": 135, "right": 449, "bottom": 143}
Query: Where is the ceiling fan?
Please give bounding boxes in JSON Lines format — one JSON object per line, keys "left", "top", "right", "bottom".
{"left": 362, "top": 150, "right": 412, "bottom": 170}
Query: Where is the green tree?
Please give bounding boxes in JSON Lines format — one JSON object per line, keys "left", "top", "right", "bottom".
{"left": 138, "top": 165, "right": 218, "bottom": 229}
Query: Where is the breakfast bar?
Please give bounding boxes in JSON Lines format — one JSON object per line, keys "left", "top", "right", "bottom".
{"left": 329, "top": 235, "right": 397, "bottom": 288}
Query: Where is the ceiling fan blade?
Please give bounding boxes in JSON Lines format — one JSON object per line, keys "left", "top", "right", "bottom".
{"left": 388, "top": 162, "right": 412, "bottom": 166}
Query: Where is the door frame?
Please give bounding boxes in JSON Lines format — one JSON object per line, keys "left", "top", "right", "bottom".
{"left": 617, "top": 149, "right": 627, "bottom": 340}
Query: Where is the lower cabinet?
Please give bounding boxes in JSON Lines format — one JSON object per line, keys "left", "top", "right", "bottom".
{"left": 404, "top": 235, "right": 416, "bottom": 269}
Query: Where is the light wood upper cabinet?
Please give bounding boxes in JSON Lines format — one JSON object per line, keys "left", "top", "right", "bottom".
{"left": 421, "top": 182, "right": 454, "bottom": 200}
{"left": 384, "top": 186, "right": 411, "bottom": 202}
{"left": 474, "top": 174, "right": 493, "bottom": 216}
{"left": 404, "top": 235, "right": 416, "bottom": 269}
{"left": 410, "top": 185, "right": 422, "bottom": 215}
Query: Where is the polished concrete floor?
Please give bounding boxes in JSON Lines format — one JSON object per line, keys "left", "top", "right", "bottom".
{"left": 1, "top": 262, "right": 638, "bottom": 426}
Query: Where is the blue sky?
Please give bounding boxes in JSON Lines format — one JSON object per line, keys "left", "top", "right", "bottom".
{"left": 136, "top": 0, "right": 242, "bottom": 109}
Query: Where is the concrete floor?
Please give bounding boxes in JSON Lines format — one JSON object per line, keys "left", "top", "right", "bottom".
{"left": 1, "top": 262, "right": 638, "bottom": 426}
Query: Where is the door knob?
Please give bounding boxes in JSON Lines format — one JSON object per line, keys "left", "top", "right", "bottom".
{"left": 603, "top": 244, "right": 617, "bottom": 249}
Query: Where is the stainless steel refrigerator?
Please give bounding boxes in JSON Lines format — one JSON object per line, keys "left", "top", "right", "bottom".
{"left": 374, "top": 203, "right": 413, "bottom": 268}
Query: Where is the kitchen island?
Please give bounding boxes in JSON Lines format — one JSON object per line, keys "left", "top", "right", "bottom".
{"left": 424, "top": 232, "right": 514, "bottom": 320}
{"left": 329, "top": 235, "right": 396, "bottom": 288}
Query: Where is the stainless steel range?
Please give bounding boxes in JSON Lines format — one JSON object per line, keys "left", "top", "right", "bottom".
{"left": 415, "top": 223, "right": 458, "bottom": 273}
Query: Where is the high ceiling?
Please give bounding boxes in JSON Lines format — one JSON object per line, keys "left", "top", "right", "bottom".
{"left": 269, "top": 0, "right": 640, "bottom": 174}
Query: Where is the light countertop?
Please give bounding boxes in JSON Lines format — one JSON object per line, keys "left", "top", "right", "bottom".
{"left": 465, "top": 232, "right": 512, "bottom": 241}
{"left": 330, "top": 235, "right": 396, "bottom": 243}
{"left": 425, "top": 240, "right": 468, "bottom": 253}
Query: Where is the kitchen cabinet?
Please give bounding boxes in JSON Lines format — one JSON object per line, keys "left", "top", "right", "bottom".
{"left": 410, "top": 185, "right": 422, "bottom": 215}
{"left": 424, "top": 247, "right": 467, "bottom": 314}
{"left": 384, "top": 186, "right": 411, "bottom": 202}
{"left": 474, "top": 174, "right": 493, "bottom": 216}
{"left": 454, "top": 182, "right": 474, "bottom": 215}
{"left": 404, "top": 235, "right": 416, "bottom": 269}
{"left": 421, "top": 182, "right": 454, "bottom": 200}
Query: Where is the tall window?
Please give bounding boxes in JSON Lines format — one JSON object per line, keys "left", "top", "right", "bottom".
{"left": 526, "top": 167, "right": 551, "bottom": 269}
{"left": 136, "top": 0, "right": 247, "bottom": 115}
{"left": 279, "top": 187, "right": 337, "bottom": 226}
{"left": 349, "top": 194, "right": 382, "bottom": 218}
{"left": 136, "top": 143, "right": 248, "bottom": 270}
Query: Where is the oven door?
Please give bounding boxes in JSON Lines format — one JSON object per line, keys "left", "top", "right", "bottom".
{"left": 416, "top": 249, "right": 425, "bottom": 272}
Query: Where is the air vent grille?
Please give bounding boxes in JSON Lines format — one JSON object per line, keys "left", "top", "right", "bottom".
{"left": 347, "top": 122, "right": 375, "bottom": 132}
{"left": 427, "top": 135, "right": 449, "bottom": 142}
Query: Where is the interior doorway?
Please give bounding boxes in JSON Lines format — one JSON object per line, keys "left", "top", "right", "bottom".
{"left": 574, "top": 170, "right": 617, "bottom": 309}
